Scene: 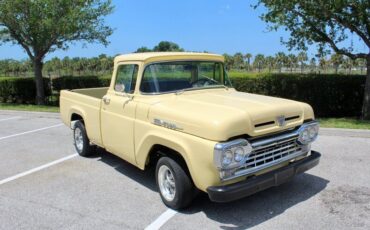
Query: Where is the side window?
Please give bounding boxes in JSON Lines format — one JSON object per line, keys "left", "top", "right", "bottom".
{"left": 114, "top": 64, "right": 138, "bottom": 94}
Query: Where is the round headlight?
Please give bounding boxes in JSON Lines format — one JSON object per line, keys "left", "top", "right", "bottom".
{"left": 298, "top": 123, "right": 319, "bottom": 145}
{"left": 234, "top": 147, "right": 245, "bottom": 162}
{"left": 222, "top": 150, "right": 233, "bottom": 167}
{"left": 308, "top": 126, "right": 317, "bottom": 139}
{"left": 302, "top": 129, "right": 309, "bottom": 140}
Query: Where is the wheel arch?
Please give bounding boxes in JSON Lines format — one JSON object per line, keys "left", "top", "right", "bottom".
{"left": 147, "top": 144, "right": 191, "bottom": 177}
{"left": 68, "top": 107, "right": 87, "bottom": 129}
{"left": 136, "top": 134, "right": 194, "bottom": 181}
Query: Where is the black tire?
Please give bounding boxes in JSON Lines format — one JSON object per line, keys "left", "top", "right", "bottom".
{"left": 73, "top": 121, "right": 95, "bottom": 157}
{"left": 155, "top": 157, "right": 195, "bottom": 210}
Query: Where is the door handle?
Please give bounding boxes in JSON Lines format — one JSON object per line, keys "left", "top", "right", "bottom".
{"left": 102, "top": 96, "right": 110, "bottom": 104}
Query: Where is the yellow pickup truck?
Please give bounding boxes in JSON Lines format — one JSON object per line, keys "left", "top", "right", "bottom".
{"left": 60, "top": 52, "right": 321, "bottom": 209}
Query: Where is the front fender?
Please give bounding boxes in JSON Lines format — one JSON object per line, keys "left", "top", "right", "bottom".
{"left": 134, "top": 124, "right": 221, "bottom": 191}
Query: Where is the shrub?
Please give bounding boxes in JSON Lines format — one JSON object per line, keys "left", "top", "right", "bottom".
{"left": 52, "top": 75, "right": 111, "bottom": 91}
{"left": 0, "top": 77, "right": 51, "bottom": 104}
{"left": 49, "top": 73, "right": 366, "bottom": 117}
{"left": 230, "top": 73, "right": 365, "bottom": 117}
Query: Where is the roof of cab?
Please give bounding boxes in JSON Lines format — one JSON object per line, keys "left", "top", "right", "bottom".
{"left": 114, "top": 52, "right": 224, "bottom": 63}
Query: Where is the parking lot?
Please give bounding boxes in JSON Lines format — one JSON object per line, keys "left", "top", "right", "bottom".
{"left": 0, "top": 110, "right": 369, "bottom": 230}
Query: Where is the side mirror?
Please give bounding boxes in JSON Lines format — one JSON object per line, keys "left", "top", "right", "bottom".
{"left": 114, "top": 84, "right": 125, "bottom": 93}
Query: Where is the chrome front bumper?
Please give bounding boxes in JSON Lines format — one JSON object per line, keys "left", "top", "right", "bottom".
{"left": 208, "top": 151, "right": 321, "bottom": 202}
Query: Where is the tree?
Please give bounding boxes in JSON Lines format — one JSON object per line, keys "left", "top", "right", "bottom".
{"left": 275, "top": 52, "right": 287, "bottom": 73}
{"left": 253, "top": 54, "right": 265, "bottom": 72}
{"left": 233, "top": 52, "right": 245, "bottom": 69}
{"left": 265, "top": 56, "right": 275, "bottom": 72}
{"left": 356, "top": 58, "right": 366, "bottom": 75}
{"left": 244, "top": 53, "right": 253, "bottom": 71}
{"left": 223, "top": 54, "right": 234, "bottom": 70}
{"left": 309, "top": 58, "right": 317, "bottom": 73}
{"left": 0, "top": 0, "right": 113, "bottom": 104}
{"left": 297, "top": 51, "right": 308, "bottom": 73}
{"left": 287, "top": 54, "right": 298, "bottom": 72}
{"left": 153, "top": 41, "right": 184, "bottom": 52}
{"left": 256, "top": 0, "right": 370, "bottom": 119}
{"left": 343, "top": 57, "right": 354, "bottom": 74}
{"left": 135, "top": 46, "right": 152, "bottom": 53}
{"left": 330, "top": 54, "right": 344, "bottom": 74}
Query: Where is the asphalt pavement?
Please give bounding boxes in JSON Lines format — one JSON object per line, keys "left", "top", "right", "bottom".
{"left": 0, "top": 110, "right": 369, "bottom": 230}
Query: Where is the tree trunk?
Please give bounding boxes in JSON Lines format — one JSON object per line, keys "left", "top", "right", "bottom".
{"left": 33, "top": 59, "right": 45, "bottom": 105}
{"left": 362, "top": 56, "right": 370, "bottom": 120}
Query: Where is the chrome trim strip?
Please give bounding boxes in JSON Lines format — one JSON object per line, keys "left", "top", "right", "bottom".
{"left": 251, "top": 132, "right": 298, "bottom": 149}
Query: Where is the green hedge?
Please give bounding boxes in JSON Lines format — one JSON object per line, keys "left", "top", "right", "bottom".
{"left": 0, "top": 77, "right": 51, "bottom": 104}
{"left": 1, "top": 74, "right": 366, "bottom": 117}
{"left": 52, "top": 75, "right": 111, "bottom": 91}
{"left": 230, "top": 73, "right": 365, "bottom": 117}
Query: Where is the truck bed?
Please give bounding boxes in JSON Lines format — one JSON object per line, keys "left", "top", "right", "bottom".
{"left": 71, "top": 87, "right": 109, "bottom": 99}
{"left": 60, "top": 87, "right": 109, "bottom": 146}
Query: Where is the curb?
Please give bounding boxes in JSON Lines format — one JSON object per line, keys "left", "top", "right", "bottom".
{"left": 0, "top": 110, "right": 60, "bottom": 119}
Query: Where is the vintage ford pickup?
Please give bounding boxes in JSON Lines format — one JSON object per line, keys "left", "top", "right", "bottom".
{"left": 60, "top": 52, "right": 321, "bottom": 209}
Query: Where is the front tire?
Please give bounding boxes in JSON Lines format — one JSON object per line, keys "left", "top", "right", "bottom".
{"left": 73, "top": 121, "right": 94, "bottom": 157}
{"left": 155, "top": 157, "right": 195, "bottom": 210}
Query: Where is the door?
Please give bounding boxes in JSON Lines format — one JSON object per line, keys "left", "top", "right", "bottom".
{"left": 100, "top": 63, "right": 139, "bottom": 164}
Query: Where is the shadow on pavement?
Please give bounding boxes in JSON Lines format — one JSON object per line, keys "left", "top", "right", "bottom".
{"left": 182, "top": 173, "right": 329, "bottom": 229}
{"left": 94, "top": 148, "right": 157, "bottom": 191}
{"left": 93, "top": 149, "right": 328, "bottom": 229}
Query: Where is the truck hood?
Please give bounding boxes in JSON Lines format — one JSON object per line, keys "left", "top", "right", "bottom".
{"left": 147, "top": 89, "right": 314, "bottom": 141}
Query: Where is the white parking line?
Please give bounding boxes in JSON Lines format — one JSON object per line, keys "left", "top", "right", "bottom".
{"left": 0, "top": 116, "right": 21, "bottom": 122}
{"left": 0, "top": 154, "right": 78, "bottom": 185}
{"left": 145, "top": 209, "right": 178, "bottom": 230}
{"left": 0, "top": 123, "right": 63, "bottom": 141}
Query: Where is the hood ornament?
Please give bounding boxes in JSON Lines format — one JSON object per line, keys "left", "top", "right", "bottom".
{"left": 276, "top": 115, "right": 286, "bottom": 127}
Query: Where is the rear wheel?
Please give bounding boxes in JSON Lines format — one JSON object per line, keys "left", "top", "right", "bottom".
{"left": 73, "top": 121, "right": 94, "bottom": 157}
{"left": 155, "top": 157, "right": 195, "bottom": 210}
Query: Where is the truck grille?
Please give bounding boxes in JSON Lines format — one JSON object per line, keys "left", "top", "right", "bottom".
{"left": 233, "top": 135, "right": 306, "bottom": 178}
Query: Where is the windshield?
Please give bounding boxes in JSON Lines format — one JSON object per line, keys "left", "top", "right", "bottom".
{"left": 140, "top": 61, "right": 232, "bottom": 94}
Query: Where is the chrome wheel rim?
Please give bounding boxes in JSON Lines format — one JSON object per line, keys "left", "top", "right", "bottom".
{"left": 158, "top": 165, "right": 176, "bottom": 201}
{"left": 74, "top": 128, "right": 84, "bottom": 152}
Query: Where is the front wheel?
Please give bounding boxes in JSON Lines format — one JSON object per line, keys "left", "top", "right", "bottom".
{"left": 155, "top": 157, "right": 195, "bottom": 210}
{"left": 73, "top": 121, "right": 95, "bottom": 157}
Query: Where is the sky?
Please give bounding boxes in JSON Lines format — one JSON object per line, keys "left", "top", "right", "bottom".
{"left": 0, "top": 0, "right": 368, "bottom": 60}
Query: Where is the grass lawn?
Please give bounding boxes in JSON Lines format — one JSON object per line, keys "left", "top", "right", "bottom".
{"left": 0, "top": 103, "right": 59, "bottom": 113}
{"left": 317, "top": 118, "right": 370, "bottom": 130}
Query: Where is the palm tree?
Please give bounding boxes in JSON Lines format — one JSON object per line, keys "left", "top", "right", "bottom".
{"left": 342, "top": 57, "right": 354, "bottom": 74}
{"left": 265, "top": 56, "right": 275, "bottom": 72}
{"left": 223, "top": 54, "right": 234, "bottom": 70}
{"left": 244, "top": 53, "right": 252, "bottom": 72}
{"left": 275, "top": 52, "right": 287, "bottom": 73}
{"left": 309, "top": 58, "right": 316, "bottom": 73}
{"left": 287, "top": 54, "right": 298, "bottom": 72}
{"left": 253, "top": 54, "right": 265, "bottom": 72}
{"left": 233, "top": 53, "right": 245, "bottom": 69}
{"left": 297, "top": 51, "right": 308, "bottom": 73}
{"left": 355, "top": 58, "right": 366, "bottom": 75}
{"left": 330, "top": 54, "right": 344, "bottom": 74}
